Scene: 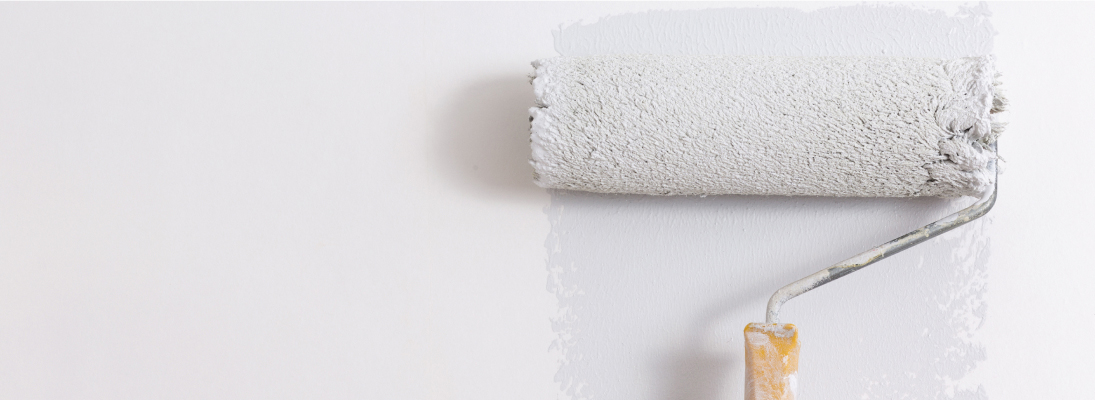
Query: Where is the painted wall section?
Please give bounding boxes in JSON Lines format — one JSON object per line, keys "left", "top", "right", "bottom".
{"left": 546, "top": 5, "right": 995, "bottom": 400}
{"left": 555, "top": 5, "right": 993, "bottom": 57}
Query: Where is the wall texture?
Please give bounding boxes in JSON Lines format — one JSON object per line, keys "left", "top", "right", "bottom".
{"left": 547, "top": 5, "right": 995, "bottom": 400}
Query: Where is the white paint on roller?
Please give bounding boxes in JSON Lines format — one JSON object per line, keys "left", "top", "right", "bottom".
{"left": 530, "top": 55, "right": 1002, "bottom": 197}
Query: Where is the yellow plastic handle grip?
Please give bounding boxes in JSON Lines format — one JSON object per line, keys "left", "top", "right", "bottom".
{"left": 744, "top": 323, "right": 799, "bottom": 400}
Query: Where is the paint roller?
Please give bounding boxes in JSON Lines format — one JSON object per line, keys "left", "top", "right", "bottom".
{"left": 528, "top": 55, "right": 1004, "bottom": 400}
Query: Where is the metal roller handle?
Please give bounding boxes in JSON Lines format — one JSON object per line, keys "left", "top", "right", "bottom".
{"left": 765, "top": 154, "right": 998, "bottom": 323}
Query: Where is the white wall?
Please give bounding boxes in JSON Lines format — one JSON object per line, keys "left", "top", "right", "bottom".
{"left": 0, "top": 3, "right": 1091, "bottom": 400}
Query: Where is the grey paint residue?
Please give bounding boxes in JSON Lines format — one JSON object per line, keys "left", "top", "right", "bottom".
{"left": 545, "top": 4, "right": 995, "bottom": 400}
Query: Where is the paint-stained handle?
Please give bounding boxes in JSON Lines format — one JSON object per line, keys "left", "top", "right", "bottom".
{"left": 744, "top": 323, "right": 799, "bottom": 400}
{"left": 765, "top": 146, "right": 999, "bottom": 324}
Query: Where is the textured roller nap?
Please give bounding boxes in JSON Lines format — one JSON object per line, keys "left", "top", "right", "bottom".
{"left": 528, "top": 55, "right": 1006, "bottom": 197}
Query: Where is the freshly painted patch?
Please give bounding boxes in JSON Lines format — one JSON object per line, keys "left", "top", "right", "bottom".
{"left": 555, "top": 4, "right": 993, "bottom": 57}
{"left": 544, "top": 4, "right": 994, "bottom": 400}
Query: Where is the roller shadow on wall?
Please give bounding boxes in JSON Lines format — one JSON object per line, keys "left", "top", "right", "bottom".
{"left": 433, "top": 76, "right": 543, "bottom": 202}
{"left": 655, "top": 267, "right": 801, "bottom": 400}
